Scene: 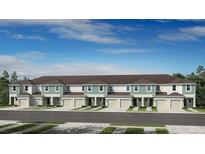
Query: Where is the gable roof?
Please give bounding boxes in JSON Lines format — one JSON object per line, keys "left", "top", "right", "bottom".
{"left": 22, "top": 74, "right": 195, "bottom": 85}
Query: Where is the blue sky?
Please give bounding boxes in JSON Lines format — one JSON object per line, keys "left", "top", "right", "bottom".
{"left": 0, "top": 19, "right": 205, "bottom": 78}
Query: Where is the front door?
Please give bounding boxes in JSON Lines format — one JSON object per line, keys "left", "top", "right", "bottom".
{"left": 88, "top": 98, "right": 92, "bottom": 106}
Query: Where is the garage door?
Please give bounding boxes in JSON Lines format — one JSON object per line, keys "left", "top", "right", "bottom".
{"left": 120, "top": 99, "right": 130, "bottom": 109}
{"left": 19, "top": 99, "right": 29, "bottom": 107}
{"left": 157, "top": 99, "right": 169, "bottom": 111}
{"left": 170, "top": 100, "right": 181, "bottom": 111}
{"left": 108, "top": 99, "right": 118, "bottom": 109}
{"left": 74, "top": 99, "right": 85, "bottom": 108}
{"left": 31, "top": 99, "right": 42, "bottom": 106}
{"left": 63, "top": 99, "right": 73, "bottom": 108}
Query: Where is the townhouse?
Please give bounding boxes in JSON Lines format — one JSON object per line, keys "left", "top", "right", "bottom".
{"left": 9, "top": 74, "right": 196, "bottom": 112}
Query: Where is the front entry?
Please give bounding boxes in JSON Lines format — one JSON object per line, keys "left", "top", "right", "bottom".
{"left": 88, "top": 98, "right": 92, "bottom": 106}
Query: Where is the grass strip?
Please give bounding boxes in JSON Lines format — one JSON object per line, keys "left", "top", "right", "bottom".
{"left": 127, "top": 107, "right": 134, "bottom": 111}
{"left": 156, "top": 128, "right": 169, "bottom": 134}
{"left": 195, "top": 108, "right": 205, "bottom": 112}
{"left": 111, "top": 123, "right": 165, "bottom": 127}
{"left": 125, "top": 128, "right": 144, "bottom": 134}
{"left": 152, "top": 107, "right": 158, "bottom": 112}
{"left": 138, "top": 107, "right": 146, "bottom": 112}
{"left": 0, "top": 124, "right": 16, "bottom": 129}
{"left": 0, "top": 124, "right": 36, "bottom": 134}
{"left": 24, "top": 124, "right": 58, "bottom": 134}
{"left": 100, "top": 127, "right": 116, "bottom": 134}
{"left": 183, "top": 108, "right": 192, "bottom": 112}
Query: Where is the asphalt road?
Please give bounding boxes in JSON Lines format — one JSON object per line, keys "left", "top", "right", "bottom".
{"left": 0, "top": 110, "right": 205, "bottom": 126}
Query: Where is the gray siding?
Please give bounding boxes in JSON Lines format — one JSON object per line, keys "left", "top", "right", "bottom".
{"left": 9, "top": 85, "right": 20, "bottom": 94}
{"left": 84, "top": 85, "right": 107, "bottom": 95}
{"left": 182, "top": 85, "right": 196, "bottom": 95}
{"left": 41, "top": 85, "right": 64, "bottom": 95}
{"left": 130, "top": 85, "right": 156, "bottom": 95}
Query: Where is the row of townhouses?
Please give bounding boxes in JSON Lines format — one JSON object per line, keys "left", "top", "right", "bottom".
{"left": 9, "top": 74, "right": 196, "bottom": 112}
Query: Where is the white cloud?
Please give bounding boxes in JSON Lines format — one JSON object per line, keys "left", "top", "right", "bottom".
{"left": 180, "top": 26, "right": 205, "bottom": 37}
{"left": 158, "top": 33, "right": 197, "bottom": 41}
{"left": 100, "top": 48, "right": 154, "bottom": 54}
{"left": 16, "top": 51, "right": 46, "bottom": 60}
{"left": 0, "top": 54, "right": 137, "bottom": 79}
{"left": 10, "top": 33, "right": 47, "bottom": 41}
{"left": 0, "top": 19, "right": 132, "bottom": 44}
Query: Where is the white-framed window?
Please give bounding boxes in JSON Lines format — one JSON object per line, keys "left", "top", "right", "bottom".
{"left": 82, "top": 86, "right": 84, "bottom": 91}
{"left": 87, "top": 86, "right": 92, "bottom": 92}
{"left": 146, "top": 85, "right": 152, "bottom": 92}
{"left": 172, "top": 85, "right": 176, "bottom": 91}
{"left": 45, "top": 86, "right": 49, "bottom": 92}
{"left": 134, "top": 85, "right": 139, "bottom": 92}
{"left": 156, "top": 85, "right": 160, "bottom": 91}
{"left": 24, "top": 86, "right": 28, "bottom": 91}
{"left": 67, "top": 86, "right": 70, "bottom": 91}
{"left": 12, "top": 86, "right": 16, "bottom": 92}
{"left": 109, "top": 85, "right": 113, "bottom": 92}
{"left": 126, "top": 85, "right": 130, "bottom": 92}
{"left": 99, "top": 85, "right": 104, "bottom": 92}
{"left": 186, "top": 85, "right": 191, "bottom": 92}
{"left": 55, "top": 86, "right": 60, "bottom": 92}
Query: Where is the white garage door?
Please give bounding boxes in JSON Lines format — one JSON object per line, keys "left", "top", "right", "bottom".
{"left": 63, "top": 99, "right": 73, "bottom": 108}
{"left": 19, "top": 99, "right": 29, "bottom": 107}
{"left": 108, "top": 99, "right": 118, "bottom": 109}
{"left": 170, "top": 100, "right": 181, "bottom": 111}
{"left": 74, "top": 99, "right": 85, "bottom": 108}
{"left": 120, "top": 99, "right": 130, "bottom": 109}
{"left": 31, "top": 99, "right": 42, "bottom": 106}
{"left": 157, "top": 99, "right": 169, "bottom": 112}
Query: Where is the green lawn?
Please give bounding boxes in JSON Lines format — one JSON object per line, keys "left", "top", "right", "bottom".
{"left": 24, "top": 124, "right": 58, "bottom": 134}
{"left": 100, "top": 127, "right": 116, "bottom": 134}
{"left": 111, "top": 123, "right": 165, "bottom": 127}
{"left": 195, "top": 108, "right": 205, "bottom": 112}
{"left": 138, "top": 107, "right": 146, "bottom": 112}
{"left": 125, "top": 128, "right": 144, "bottom": 134}
{"left": 0, "top": 124, "right": 36, "bottom": 134}
{"left": 127, "top": 107, "right": 134, "bottom": 111}
{"left": 152, "top": 107, "right": 158, "bottom": 112}
{"left": 95, "top": 106, "right": 107, "bottom": 111}
{"left": 183, "top": 108, "right": 192, "bottom": 112}
{"left": 72, "top": 106, "right": 87, "bottom": 110}
{"left": 0, "top": 124, "right": 16, "bottom": 129}
{"left": 156, "top": 128, "right": 169, "bottom": 134}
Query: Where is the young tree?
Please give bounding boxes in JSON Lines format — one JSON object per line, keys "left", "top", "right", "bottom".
{"left": 0, "top": 70, "right": 10, "bottom": 106}
{"left": 11, "top": 71, "right": 18, "bottom": 83}
{"left": 196, "top": 65, "right": 205, "bottom": 87}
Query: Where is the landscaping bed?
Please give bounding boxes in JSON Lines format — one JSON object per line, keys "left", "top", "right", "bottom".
{"left": 100, "top": 127, "right": 116, "bottom": 134}
{"left": 125, "top": 128, "right": 144, "bottom": 134}
{"left": 138, "top": 107, "right": 146, "bottom": 112}
{"left": 24, "top": 124, "right": 58, "bottom": 134}
{"left": 156, "top": 128, "right": 169, "bottom": 134}
{"left": 0, "top": 124, "right": 36, "bottom": 134}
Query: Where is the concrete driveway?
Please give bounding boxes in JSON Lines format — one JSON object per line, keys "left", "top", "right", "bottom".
{"left": 166, "top": 125, "right": 205, "bottom": 134}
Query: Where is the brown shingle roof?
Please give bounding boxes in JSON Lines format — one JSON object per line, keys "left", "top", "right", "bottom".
{"left": 156, "top": 92, "right": 167, "bottom": 96}
{"left": 19, "top": 79, "right": 34, "bottom": 85}
{"left": 107, "top": 92, "right": 130, "bottom": 96}
{"left": 30, "top": 74, "right": 195, "bottom": 85}
{"left": 168, "top": 92, "right": 184, "bottom": 97}
{"left": 44, "top": 79, "right": 63, "bottom": 84}
{"left": 85, "top": 79, "right": 106, "bottom": 84}
{"left": 132, "top": 78, "right": 153, "bottom": 84}
{"left": 63, "top": 92, "right": 84, "bottom": 96}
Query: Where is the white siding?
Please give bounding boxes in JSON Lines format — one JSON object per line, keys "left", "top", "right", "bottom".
{"left": 159, "top": 85, "right": 182, "bottom": 95}
{"left": 112, "top": 85, "right": 127, "bottom": 92}
{"left": 70, "top": 85, "right": 82, "bottom": 92}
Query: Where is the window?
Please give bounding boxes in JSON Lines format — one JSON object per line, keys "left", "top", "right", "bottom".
{"left": 25, "top": 86, "right": 28, "bottom": 91}
{"left": 134, "top": 85, "right": 139, "bottom": 92}
{"left": 45, "top": 86, "right": 49, "bottom": 92}
{"left": 87, "top": 86, "right": 92, "bottom": 92}
{"left": 99, "top": 85, "right": 104, "bottom": 92}
{"left": 82, "top": 86, "right": 84, "bottom": 91}
{"left": 67, "top": 86, "right": 70, "bottom": 91}
{"left": 12, "top": 86, "right": 16, "bottom": 92}
{"left": 147, "top": 85, "right": 152, "bottom": 92}
{"left": 126, "top": 86, "right": 130, "bottom": 92}
{"left": 186, "top": 85, "right": 191, "bottom": 92}
{"left": 172, "top": 85, "right": 176, "bottom": 91}
{"left": 109, "top": 85, "right": 113, "bottom": 91}
{"left": 55, "top": 86, "right": 60, "bottom": 92}
{"left": 157, "top": 85, "right": 160, "bottom": 91}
